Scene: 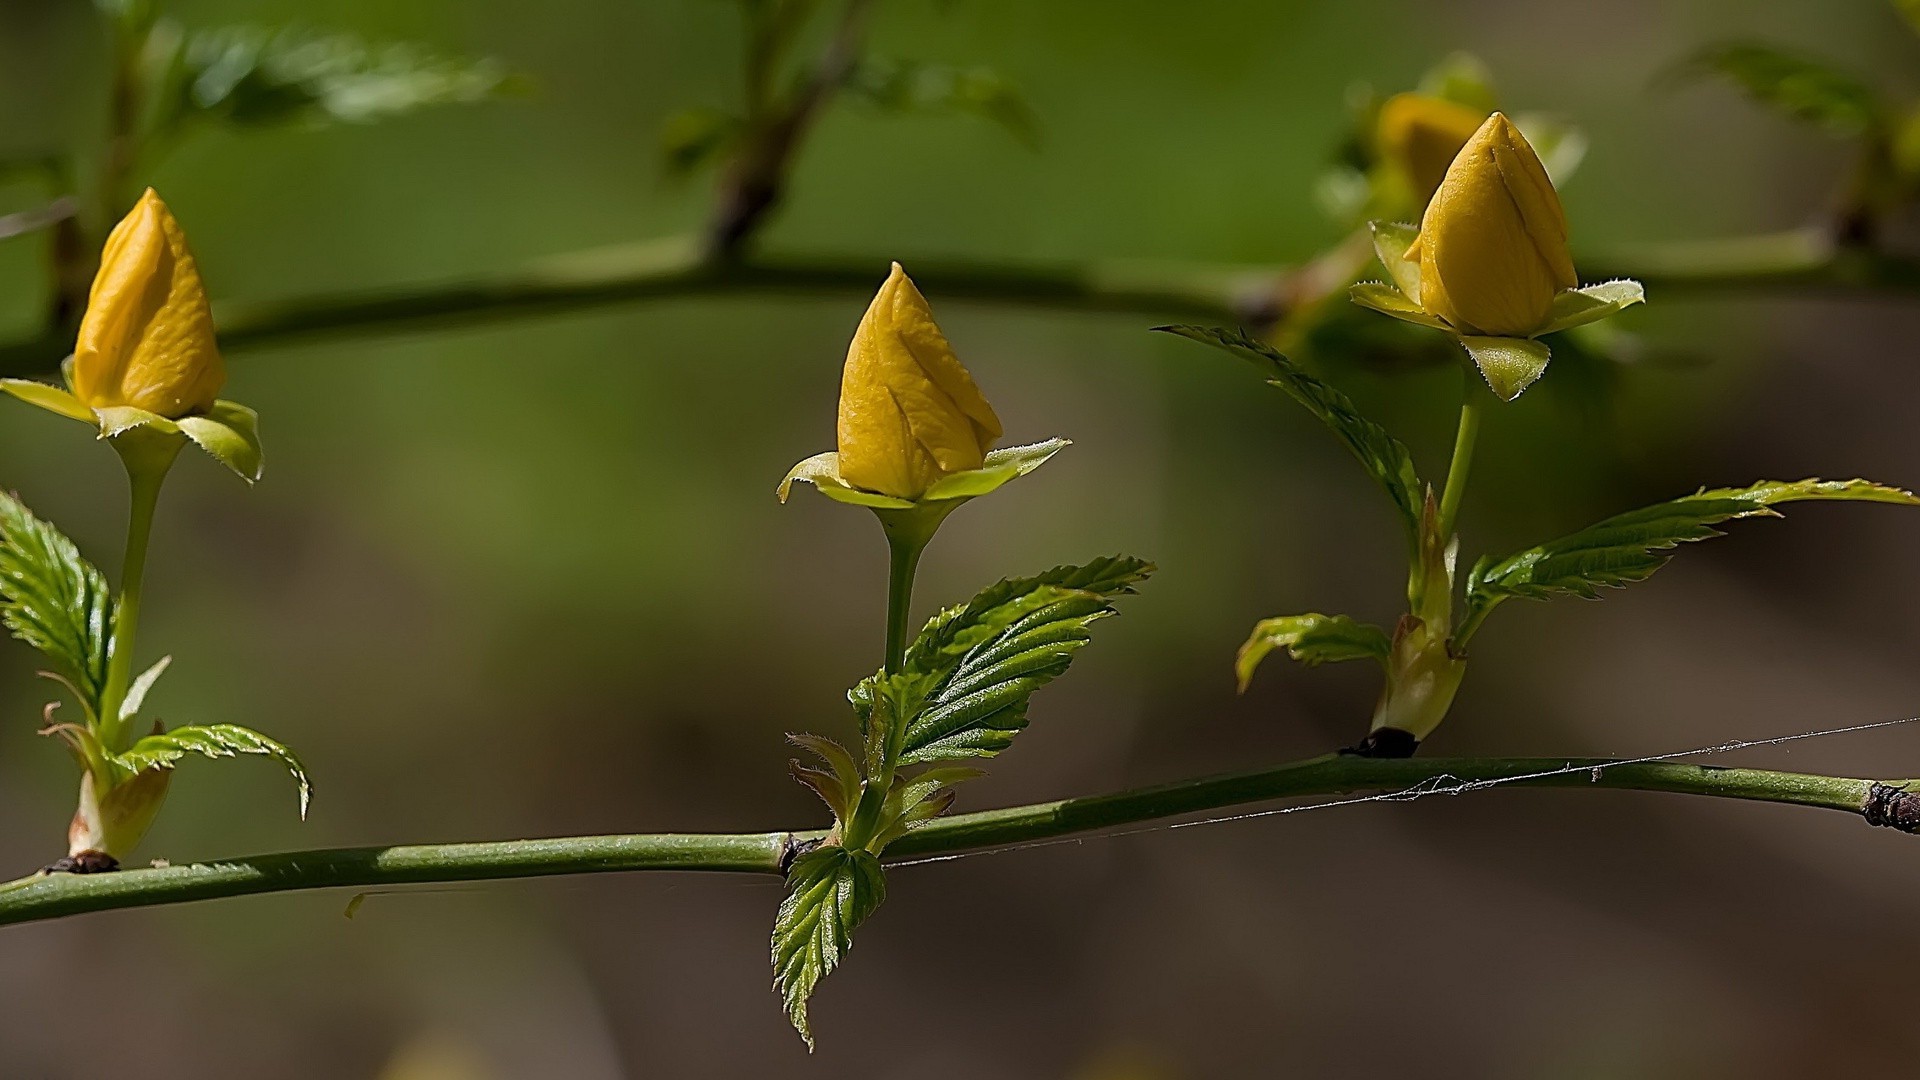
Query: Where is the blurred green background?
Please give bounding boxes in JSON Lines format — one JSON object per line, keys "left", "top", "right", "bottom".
{"left": 3, "top": 1, "right": 1920, "bottom": 1076}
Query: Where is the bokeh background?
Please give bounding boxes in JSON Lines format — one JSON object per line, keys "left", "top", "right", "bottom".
{"left": 2, "top": 1, "right": 1919, "bottom": 1076}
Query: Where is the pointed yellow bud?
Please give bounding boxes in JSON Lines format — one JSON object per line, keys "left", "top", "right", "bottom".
{"left": 1406, "top": 113, "right": 1576, "bottom": 337}
{"left": 1375, "top": 93, "right": 1487, "bottom": 208}
{"left": 70, "top": 189, "right": 225, "bottom": 418}
{"left": 835, "top": 263, "right": 1003, "bottom": 499}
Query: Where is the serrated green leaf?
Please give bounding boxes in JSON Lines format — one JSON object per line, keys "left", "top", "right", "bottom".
{"left": 1670, "top": 43, "right": 1882, "bottom": 137}
{"left": 895, "top": 557, "right": 1153, "bottom": 765}
{"left": 179, "top": 26, "right": 512, "bottom": 129}
{"left": 1157, "top": 325, "right": 1423, "bottom": 542}
{"left": 0, "top": 492, "right": 113, "bottom": 715}
{"left": 1235, "top": 613, "right": 1390, "bottom": 692}
{"left": 177, "top": 400, "right": 264, "bottom": 483}
{"left": 1463, "top": 478, "right": 1920, "bottom": 636}
{"left": 771, "top": 846, "right": 886, "bottom": 1050}
{"left": 846, "top": 58, "right": 1039, "bottom": 148}
{"left": 1459, "top": 335, "right": 1551, "bottom": 401}
{"left": 115, "top": 723, "right": 311, "bottom": 817}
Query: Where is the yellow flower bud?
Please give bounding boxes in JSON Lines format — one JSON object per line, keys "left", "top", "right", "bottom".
{"left": 836, "top": 263, "right": 1003, "bottom": 499}
{"left": 1375, "top": 92, "right": 1487, "bottom": 208}
{"left": 1405, "top": 112, "right": 1576, "bottom": 337}
{"left": 70, "top": 188, "right": 225, "bottom": 418}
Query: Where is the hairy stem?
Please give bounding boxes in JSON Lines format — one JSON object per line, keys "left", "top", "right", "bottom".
{"left": 0, "top": 755, "right": 1909, "bottom": 927}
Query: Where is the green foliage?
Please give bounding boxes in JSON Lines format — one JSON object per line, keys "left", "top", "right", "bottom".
{"left": 1235, "top": 613, "right": 1390, "bottom": 692}
{"left": 1157, "top": 326, "right": 1423, "bottom": 542}
{"left": 114, "top": 723, "right": 311, "bottom": 816}
{"left": 1462, "top": 478, "right": 1919, "bottom": 635}
{"left": 845, "top": 58, "right": 1040, "bottom": 148}
{"left": 0, "top": 492, "right": 113, "bottom": 716}
{"left": 1672, "top": 43, "right": 1882, "bottom": 137}
{"left": 777, "top": 556, "right": 1149, "bottom": 1043}
{"left": 168, "top": 25, "right": 512, "bottom": 130}
{"left": 772, "top": 846, "right": 886, "bottom": 1050}
{"left": 895, "top": 556, "right": 1153, "bottom": 764}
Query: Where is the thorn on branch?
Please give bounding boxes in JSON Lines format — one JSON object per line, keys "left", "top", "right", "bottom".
{"left": 1862, "top": 783, "right": 1920, "bottom": 833}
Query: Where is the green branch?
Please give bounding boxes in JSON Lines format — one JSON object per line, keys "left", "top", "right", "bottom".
{"left": 4, "top": 226, "right": 1910, "bottom": 378}
{"left": 0, "top": 753, "right": 1910, "bottom": 927}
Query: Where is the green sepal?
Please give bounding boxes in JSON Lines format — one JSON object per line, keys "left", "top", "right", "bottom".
{"left": 1539, "top": 280, "right": 1645, "bottom": 336}
{"left": 0, "top": 378, "right": 94, "bottom": 424}
{"left": 777, "top": 438, "right": 1069, "bottom": 509}
{"left": 1235, "top": 613, "right": 1391, "bottom": 692}
{"left": 1462, "top": 478, "right": 1920, "bottom": 637}
{"left": 114, "top": 722, "right": 312, "bottom": 817}
{"left": 176, "top": 400, "right": 265, "bottom": 483}
{"left": 1367, "top": 220, "right": 1423, "bottom": 303}
{"left": 1349, "top": 282, "right": 1448, "bottom": 330}
{"left": 1459, "top": 335, "right": 1552, "bottom": 401}
{"left": 94, "top": 405, "right": 181, "bottom": 439}
{"left": 771, "top": 845, "right": 887, "bottom": 1050}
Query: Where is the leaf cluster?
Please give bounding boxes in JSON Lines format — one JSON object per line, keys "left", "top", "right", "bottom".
{"left": 773, "top": 555, "right": 1152, "bottom": 1046}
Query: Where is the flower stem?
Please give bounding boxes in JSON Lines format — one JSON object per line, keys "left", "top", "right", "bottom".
{"left": 881, "top": 527, "right": 925, "bottom": 677}
{"left": 1436, "top": 393, "right": 1481, "bottom": 544}
{"left": 97, "top": 432, "right": 183, "bottom": 751}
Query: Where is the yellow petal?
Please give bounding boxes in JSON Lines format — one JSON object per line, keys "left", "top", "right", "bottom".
{"left": 836, "top": 263, "right": 1003, "bottom": 499}
{"left": 1408, "top": 113, "right": 1575, "bottom": 337}
{"left": 1376, "top": 93, "right": 1487, "bottom": 208}
{"left": 70, "top": 189, "right": 226, "bottom": 419}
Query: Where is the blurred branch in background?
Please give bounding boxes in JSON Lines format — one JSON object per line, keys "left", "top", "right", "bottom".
{"left": 0, "top": 749, "right": 1913, "bottom": 928}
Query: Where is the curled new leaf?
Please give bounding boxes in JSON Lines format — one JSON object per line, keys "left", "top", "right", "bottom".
{"left": 115, "top": 722, "right": 311, "bottom": 817}
{"left": 1461, "top": 478, "right": 1920, "bottom": 640}
{"left": 1235, "top": 613, "right": 1391, "bottom": 692}
{"left": 1157, "top": 325, "right": 1422, "bottom": 543}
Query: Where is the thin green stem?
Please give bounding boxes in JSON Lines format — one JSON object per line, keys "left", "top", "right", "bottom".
{"left": 0, "top": 753, "right": 1906, "bottom": 927}
{"left": 881, "top": 528, "right": 923, "bottom": 677}
{"left": 843, "top": 514, "right": 935, "bottom": 852}
{"left": 97, "top": 436, "right": 181, "bottom": 750}
{"left": 1435, "top": 395, "right": 1481, "bottom": 544}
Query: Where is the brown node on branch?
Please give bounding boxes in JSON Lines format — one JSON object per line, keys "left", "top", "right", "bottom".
{"left": 1344, "top": 728, "right": 1420, "bottom": 759}
{"left": 43, "top": 850, "right": 118, "bottom": 875}
{"left": 1862, "top": 783, "right": 1920, "bottom": 834}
